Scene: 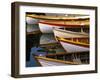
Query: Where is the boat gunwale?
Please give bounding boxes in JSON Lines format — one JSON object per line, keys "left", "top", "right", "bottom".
{"left": 54, "top": 28, "right": 89, "bottom": 36}
{"left": 57, "top": 37, "right": 89, "bottom": 48}
{"left": 27, "top": 15, "right": 90, "bottom": 21}
{"left": 39, "top": 21, "right": 89, "bottom": 27}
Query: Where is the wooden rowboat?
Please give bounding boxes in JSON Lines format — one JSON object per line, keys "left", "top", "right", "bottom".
{"left": 39, "top": 19, "right": 89, "bottom": 27}
{"left": 53, "top": 27, "right": 89, "bottom": 53}
{"left": 56, "top": 37, "right": 89, "bottom": 53}
{"left": 34, "top": 51, "right": 89, "bottom": 66}
{"left": 38, "top": 19, "right": 89, "bottom": 33}
{"left": 35, "top": 56, "right": 79, "bottom": 66}
{"left": 53, "top": 28, "right": 89, "bottom": 39}
{"left": 27, "top": 14, "right": 89, "bottom": 20}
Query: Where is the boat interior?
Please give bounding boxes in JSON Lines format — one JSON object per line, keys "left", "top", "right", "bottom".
{"left": 34, "top": 51, "right": 89, "bottom": 66}
{"left": 56, "top": 37, "right": 89, "bottom": 48}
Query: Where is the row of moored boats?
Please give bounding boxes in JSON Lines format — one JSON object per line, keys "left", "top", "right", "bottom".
{"left": 26, "top": 14, "right": 90, "bottom": 66}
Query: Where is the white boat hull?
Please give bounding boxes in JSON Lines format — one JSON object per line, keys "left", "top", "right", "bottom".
{"left": 60, "top": 41, "right": 89, "bottom": 53}
{"left": 53, "top": 28, "right": 89, "bottom": 38}
{"left": 39, "top": 23, "right": 61, "bottom": 33}
{"left": 38, "top": 59, "right": 68, "bottom": 66}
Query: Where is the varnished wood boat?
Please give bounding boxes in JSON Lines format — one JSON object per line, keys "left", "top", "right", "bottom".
{"left": 27, "top": 14, "right": 89, "bottom": 20}
{"left": 53, "top": 28, "right": 89, "bottom": 39}
{"left": 45, "top": 51, "right": 89, "bottom": 64}
{"left": 56, "top": 36, "right": 89, "bottom": 53}
{"left": 38, "top": 19, "right": 89, "bottom": 33}
{"left": 35, "top": 56, "right": 79, "bottom": 66}
{"left": 53, "top": 26, "right": 89, "bottom": 53}
{"left": 34, "top": 51, "right": 89, "bottom": 66}
{"left": 39, "top": 19, "right": 89, "bottom": 27}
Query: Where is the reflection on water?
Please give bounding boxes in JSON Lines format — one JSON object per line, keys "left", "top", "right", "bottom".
{"left": 26, "top": 33, "right": 66, "bottom": 67}
{"left": 40, "top": 33, "right": 57, "bottom": 45}
{"left": 26, "top": 33, "right": 41, "bottom": 62}
{"left": 26, "top": 24, "right": 39, "bottom": 32}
